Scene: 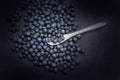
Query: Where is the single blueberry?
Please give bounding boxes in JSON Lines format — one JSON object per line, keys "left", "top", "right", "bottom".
{"left": 61, "top": 29, "right": 65, "bottom": 34}
{"left": 73, "top": 37, "right": 78, "bottom": 41}
{"left": 37, "top": 37, "right": 42, "bottom": 42}
{"left": 66, "top": 55, "right": 71, "bottom": 60}
{"left": 54, "top": 58, "right": 59, "bottom": 63}
{"left": 32, "top": 45, "right": 36, "bottom": 49}
{"left": 51, "top": 23, "right": 57, "bottom": 27}
{"left": 51, "top": 62, "right": 56, "bottom": 67}
{"left": 42, "top": 60, "right": 47, "bottom": 65}
{"left": 37, "top": 52, "right": 41, "bottom": 57}
{"left": 52, "top": 53, "right": 57, "bottom": 58}
{"left": 39, "top": 56, "right": 44, "bottom": 61}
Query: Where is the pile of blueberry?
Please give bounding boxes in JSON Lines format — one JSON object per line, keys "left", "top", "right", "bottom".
{"left": 8, "top": 0, "right": 85, "bottom": 73}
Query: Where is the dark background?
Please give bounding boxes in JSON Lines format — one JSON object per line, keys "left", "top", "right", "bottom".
{"left": 0, "top": 0, "right": 120, "bottom": 80}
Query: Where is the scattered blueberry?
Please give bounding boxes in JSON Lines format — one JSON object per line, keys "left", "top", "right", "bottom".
{"left": 8, "top": 0, "right": 84, "bottom": 73}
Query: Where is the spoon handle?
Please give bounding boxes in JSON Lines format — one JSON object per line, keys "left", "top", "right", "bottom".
{"left": 64, "top": 22, "right": 107, "bottom": 39}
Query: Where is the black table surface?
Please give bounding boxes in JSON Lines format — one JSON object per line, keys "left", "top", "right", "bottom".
{"left": 0, "top": 0, "right": 120, "bottom": 80}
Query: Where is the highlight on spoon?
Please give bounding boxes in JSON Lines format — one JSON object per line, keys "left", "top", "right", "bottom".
{"left": 46, "top": 22, "right": 107, "bottom": 46}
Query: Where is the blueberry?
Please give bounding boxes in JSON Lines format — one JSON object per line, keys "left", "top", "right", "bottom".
{"left": 34, "top": 48, "right": 38, "bottom": 52}
{"left": 52, "top": 53, "right": 57, "bottom": 58}
{"left": 54, "top": 67, "right": 58, "bottom": 72}
{"left": 29, "top": 48, "right": 34, "bottom": 52}
{"left": 52, "top": 38, "right": 57, "bottom": 43}
{"left": 32, "top": 53, "right": 36, "bottom": 57}
{"left": 73, "top": 37, "right": 77, "bottom": 41}
{"left": 33, "top": 34, "right": 38, "bottom": 38}
{"left": 49, "top": 56, "right": 53, "bottom": 61}
{"left": 32, "top": 45, "right": 36, "bottom": 49}
{"left": 37, "top": 37, "right": 42, "bottom": 42}
{"left": 45, "top": 65, "right": 50, "bottom": 71}
{"left": 31, "top": 30, "right": 35, "bottom": 34}
{"left": 28, "top": 55, "right": 33, "bottom": 61}
{"left": 65, "top": 29, "right": 69, "bottom": 33}
{"left": 56, "top": 45, "right": 62, "bottom": 49}
{"left": 66, "top": 51, "right": 70, "bottom": 54}
{"left": 43, "top": 45, "right": 47, "bottom": 49}
{"left": 39, "top": 56, "right": 44, "bottom": 61}
{"left": 69, "top": 17, "right": 74, "bottom": 21}
{"left": 40, "top": 42, "right": 44, "bottom": 46}
{"left": 46, "top": 24, "right": 50, "bottom": 28}
{"left": 76, "top": 34, "right": 81, "bottom": 39}
{"left": 48, "top": 60, "right": 52, "bottom": 65}
{"left": 75, "top": 59, "right": 80, "bottom": 64}
{"left": 34, "top": 56, "right": 39, "bottom": 60}
{"left": 63, "top": 64, "right": 67, "bottom": 68}
{"left": 61, "top": 29, "right": 65, "bottom": 34}
{"left": 44, "top": 11, "right": 50, "bottom": 16}
{"left": 41, "top": 50, "right": 44, "bottom": 55}
{"left": 60, "top": 47, "right": 64, "bottom": 52}
{"left": 61, "top": 36, "right": 64, "bottom": 40}
{"left": 39, "top": 21, "right": 45, "bottom": 26}
{"left": 51, "top": 62, "right": 56, "bottom": 67}
{"left": 9, "top": 0, "right": 83, "bottom": 73}
{"left": 57, "top": 38, "right": 62, "bottom": 42}
{"left": 66, "top": 55, "right": 71, "bottom": 60}
{"left": 46, "top": 37, "right": 51, "bottom": 42}
{"left": 59, "top": 57, "right": 62, "bottom": 62}
{"left": 69, "top": 41, "right": 74, "bottom": 45}
{"left": 18, "top": 38, "right": 22, "bottom": 43}
{"left": 42, "top": 60, "right": 47, "bottom": 65}
{"left": 26, "top": 31, "right": 31, "bottom": 36}
{"left": 49, "top": 50, "right": 54, "bottom": 54}
{"left": 54, "top": 29, "right": 59, "bottom": 33}
{"left": 48, "top": 29, "right": 52, "bottom": 33}
{"left": 51, "top": 22, "right": 57, "bottom": 27}
{"left": 34, "top": 60, "right": 39, "bottom": 65}
{"left": 53, "top": 48, "right": 57, "bottom": 52}
{"left": 37, "top": 52, "right": 41, "bottom": 57}
{"left": 60, "top": 60, "right": 64, "bottom": 65}
{"left": 54, "top": 58, "right": 59, "bottom": 63}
